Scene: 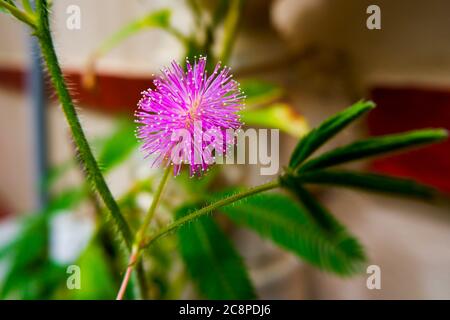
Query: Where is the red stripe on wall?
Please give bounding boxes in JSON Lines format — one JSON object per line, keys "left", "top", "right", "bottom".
{"left": 0, "top": 67, "right": 154, "bottom": 114}
{"left": 369, "top": 87, "right": 450, "bottom": 194}
{"left": 2, "top": 68, "right": 449, "bottom": 193}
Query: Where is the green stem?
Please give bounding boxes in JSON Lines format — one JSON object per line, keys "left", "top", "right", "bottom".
{"left": 166, "top": 26, "right": 189, "bottom": 44}
{"left": 93, "top": 13, "right": 187, "bottom": 63}
{"left": 219, "top": 0, "right": 243, "bottom": 64}
{"left": 0, "top": 0, "right": 36, "bottom": 27}
{"left": 117, "top": 166, "right": 172, "bottom": 300}
{"left": 144, "top": 179, "right": 280, "bottom": 248}
{"left": 135, "top": 165, "right": 172, "bottom": 248}
{"left": 35, "top": 0, "right": 132, "bottom": 248}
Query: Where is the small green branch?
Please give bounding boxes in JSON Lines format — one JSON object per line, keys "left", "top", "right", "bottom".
{"left": 135, "top": 166, "right": 172, "bottom": 248}
{"left": 21, "top": 0, "right": 33, "bottom": 14}
{"left": 166, "top": 25, "right": 189, "bottom": 44}
{"left": 144, "top": 179, "right": 280, "bottom": 249}
{"left": 83, "top": 9, "right": 185, "bottom": 90}
{"left": 0, "top": 0, "right": 36, "bottom": 28}
{"left": 187, "top": 0, "right": 202, "bottom": 29}
{"left": 117, "top": 166, "right": 172, "bottom": 300}
{"left": 34, "top": 0, "right": 132, "bottom": 248}
{"left": 219, "top": 0, "right": 243, "bottom": 64}
{"left": 94, "top": 16, "right": 186, "bottom": 57}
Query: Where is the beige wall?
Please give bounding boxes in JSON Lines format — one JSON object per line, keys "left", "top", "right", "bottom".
{"left": 273, "top": 0, "right": 450, "bottom": 88}
{"left": 0, "top": 0, "right": 449, "bottom": 299}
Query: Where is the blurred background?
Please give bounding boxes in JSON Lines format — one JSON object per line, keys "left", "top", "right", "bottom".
{"left": 0, "top": 0, "right": 449, "bottom": 299}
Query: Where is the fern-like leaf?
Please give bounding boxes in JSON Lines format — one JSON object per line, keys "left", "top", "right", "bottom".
{"left": 297, "top": 169, "right": 436, "bottom": 199}
{"left": 299, "top": 129, "right": 447, "bottom": 173}
{"left": 221, "top": 193, "right": 366, "bottom": 276}
{"left": 289, "top": 100, "right": 375, "bottom": 169}
{"left": 177, "top": 204, "right": 256, "bottom": 299}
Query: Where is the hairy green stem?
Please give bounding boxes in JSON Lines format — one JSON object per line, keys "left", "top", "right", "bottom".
{"left": 0, "top": 0, "right": 36, "bottom": 27}
{"left": 117, "top": 166, "right": 172, "bottom": 300}
{"left": 144, "top": 179, "right": 280, "bottom": 249}
{"left": 34, "top": 0, "right": 132, "bottom": 247}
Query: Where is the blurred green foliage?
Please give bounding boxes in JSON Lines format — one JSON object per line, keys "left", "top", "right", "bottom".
{"left": 177, "top": 204, "right": 256, "bottom": 299}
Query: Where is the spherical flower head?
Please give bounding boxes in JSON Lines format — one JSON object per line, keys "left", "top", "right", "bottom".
{"left": 135, "top": 57, "right": 244, "bottom": 176}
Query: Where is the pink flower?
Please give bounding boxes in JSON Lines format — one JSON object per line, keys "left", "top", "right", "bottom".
{"left": 135, "top": 57, "right": 244, "bottom": 176}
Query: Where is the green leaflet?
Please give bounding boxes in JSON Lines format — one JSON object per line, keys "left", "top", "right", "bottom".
{"left": 0, "top": 209, "right": 62, "bottom": 299}
{"left": 211, "top": 0, "right": 231, "bottom": 27}
{"left": 176, "top": 166, "right": 220, "bottom": 198}
{"left": 299, "top": 129, "right": 448, "bottom": 173}
{"left": 47, "top": 119, "right": 138, "bottom": 191}
{"left": 0, "top": 214, "right": 48, "bottom": 299}
{"left": 66, "top": 241, "right": 117, "bottom": 300}
{"left": 289, "top": 100, "right": 375, "bottom": 169}
{"left": 240, "top": 79, "right": 284, "bottom": 107}
{"left": 96, "top": 120, "right": 138, "bottom": 172}
{"left": 96, "top": 9, "right": 173, "bottom": 56}
{"left": 240, "top": 102, "right": 308, "bottom": 138}
{"left": 238, "top": 79, "right": 307, "bottom": 138}
{"left": 0, "top": 188, "right": 87, "bottom": 299}
{"left": 177, "top": 204, "right": 256, "bottom": 299}
{"left": 221, "top": 193, "right": 366, "bottom": 276}
{"left": 296, "top": 169, "right": 436, "bottom": 199}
